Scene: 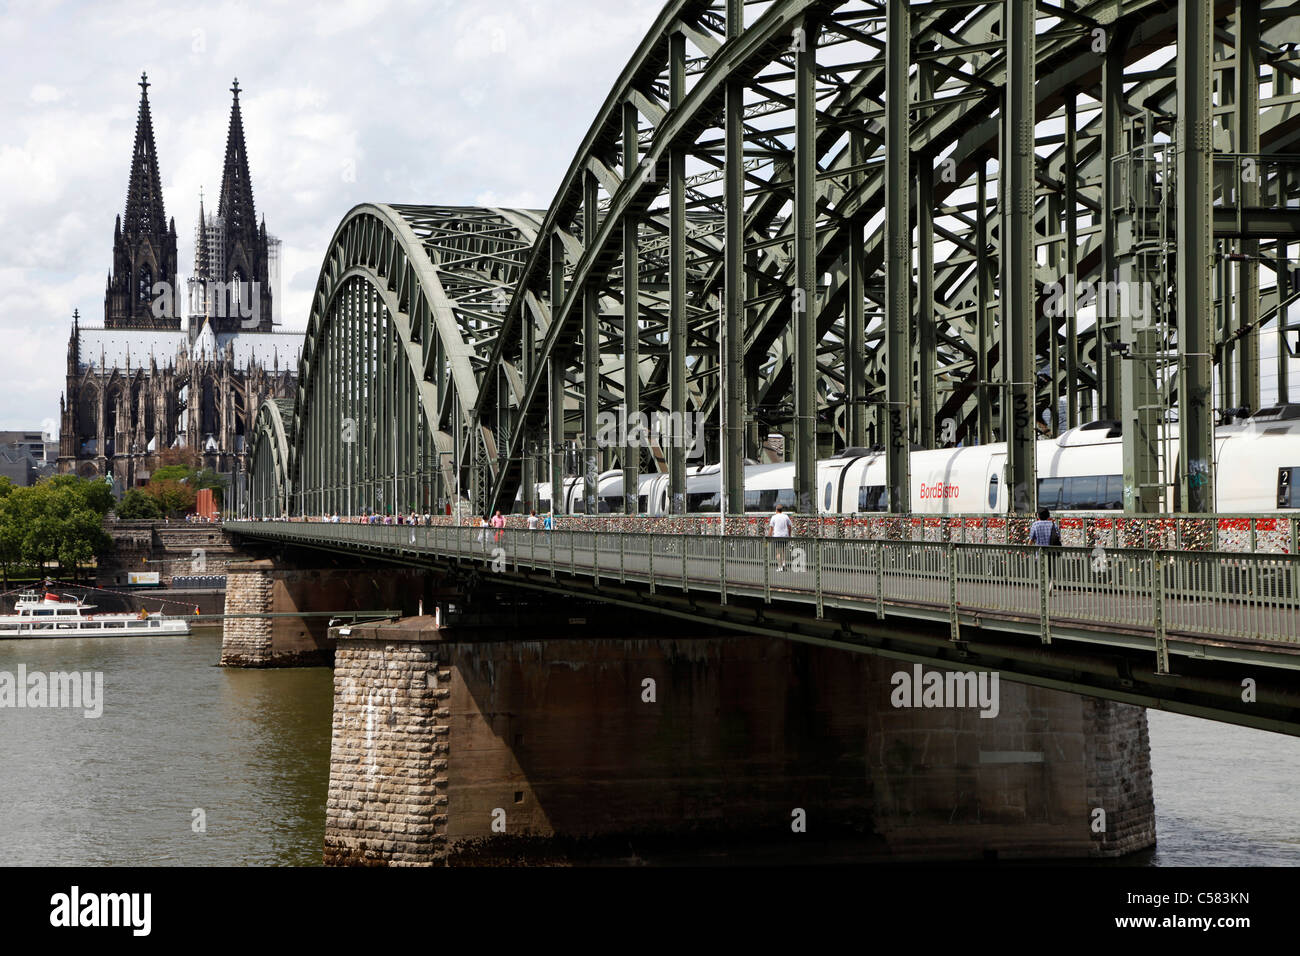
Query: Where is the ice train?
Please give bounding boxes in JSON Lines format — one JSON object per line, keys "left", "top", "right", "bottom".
{"left": 516, "top": 404, "right": 1300, "bottom": 515}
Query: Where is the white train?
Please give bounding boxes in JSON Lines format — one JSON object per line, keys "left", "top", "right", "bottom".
{"left": 516, "top": 404, "right": 1300, "bottom": 515}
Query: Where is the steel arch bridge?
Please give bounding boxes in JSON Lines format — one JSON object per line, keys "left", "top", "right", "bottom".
{"left": 243, "top": 0, "right": 1300, "bottom": 522}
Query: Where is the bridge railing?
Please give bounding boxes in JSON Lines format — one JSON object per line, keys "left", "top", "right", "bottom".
{"left": 277, "top": 512, "right": 1300, "bottom": 554}
{"left": 228, "top": 521, "right": 1300, "bottom": 651}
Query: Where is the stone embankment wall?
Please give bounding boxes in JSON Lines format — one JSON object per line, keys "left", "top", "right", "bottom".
{"left": 97, "top": 519, "right": 240, "bottom": 587}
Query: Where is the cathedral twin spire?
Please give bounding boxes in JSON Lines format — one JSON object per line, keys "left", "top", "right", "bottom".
{"left": 123, "top": 72, "right": 170, "bottom": 238}
{"left": 105, "top": 72, "right": 271, "bottom": 333}
{"left": 218, "top": 79, "right": 258, "bottom": 237}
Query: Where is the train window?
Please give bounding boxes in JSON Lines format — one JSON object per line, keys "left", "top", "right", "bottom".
{"left": 987, "top": 473, "right": 999, "bottom": 509}
{"left": 538, "top": 498, "right": 551, "bottom": 512}
{"left": 858, "top": 485, "right": 886, "bottom": 512}
{"left": 686, "top": 492, "right": 720, "bottom": 512}
{"left": 600, "top": 496, "right": 624, "bottom": 513}
{"left": 775, "top": 489, "right": 796, "bottom": 511}
{"left": 743, "top": 490, "right": 764, "bottom": 512}
{"left": 1103, "top": 475, "right": 1123, "bottom": 509}
{"left": 1278, "top": 468, "right": 1300, "bottom": 508}
{"left": 638, "top": 495, "right": 648, "bottom": 512}
{"left": 1064, "top": 475, "right": 1100, "bottom": 509}
{"left": 824, "top": 483, "right": 833, "bottom": 511}
{"left": 1037, "top": 477, "right": 1063, "bottom": 510}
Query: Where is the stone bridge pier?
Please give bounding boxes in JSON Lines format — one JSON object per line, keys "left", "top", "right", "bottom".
{"left": 218, "top": 557, "right": 438, "bottom": 667}
{"left": 322, "top": 610, "right": 1156, "bottom": 866}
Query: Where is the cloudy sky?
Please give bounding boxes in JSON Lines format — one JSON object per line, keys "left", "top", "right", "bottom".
{"left": 0, "top": 0, "right": 663, "bottom": 434}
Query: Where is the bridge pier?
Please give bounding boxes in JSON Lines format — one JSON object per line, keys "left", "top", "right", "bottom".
{"left": 219, "top": 559, "right": 428, "bottom": 667}
{"left": 324, "top": 618, "right": 1154, "bottom": 865}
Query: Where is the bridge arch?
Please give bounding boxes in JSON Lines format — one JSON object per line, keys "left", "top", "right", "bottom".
{"left": 249, "top": 398, "right": 294, "bottom": 518}
{"left": 273, "top": 203, "right": 540, "bottom": 517}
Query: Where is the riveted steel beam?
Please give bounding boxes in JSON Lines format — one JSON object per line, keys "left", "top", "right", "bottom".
{"left": 885, "top": 0, "right": 911, "bottom": 512}
{"left": 723, "top": 0, "right": 747, "bottom": 515}
{"left": 1235, "top": 0, "right": 1260, "bottom": 414}
{"left": 622, "top": 101, "right": 642, "bottom": 514}
{"left": 794, "top": 12, "right": 819, "bottom": 514}
{"left": 1176, "top": 0, "right": 1215, "bottom": 513}
{"left": 1001, "top": 0, "right": 1037, "bottom": 514}
{"left": 669, "top": 26, "right": 688, "bottom": 515}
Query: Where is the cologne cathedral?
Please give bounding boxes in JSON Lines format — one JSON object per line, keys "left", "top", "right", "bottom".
{"left": 58, "top": 73, "right": 300, "bottom": 486}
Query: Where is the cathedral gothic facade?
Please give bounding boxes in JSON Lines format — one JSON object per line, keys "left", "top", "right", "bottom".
{"left": 59, "top": 74, "right": 300, "bottom": 487}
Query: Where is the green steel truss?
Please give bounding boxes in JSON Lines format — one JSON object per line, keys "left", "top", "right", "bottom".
{"left": 244, "top": 0, "right": 1300, "bottom": 522}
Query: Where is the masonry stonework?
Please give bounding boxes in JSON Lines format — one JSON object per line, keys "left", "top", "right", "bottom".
{"left": 323, "top": 621, "right": 1157, "bottom": 865}
{"left": 219, "top": 560, "right": 275, "bottom": 666}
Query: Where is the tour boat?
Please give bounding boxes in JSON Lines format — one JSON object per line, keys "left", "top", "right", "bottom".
{"left": 0, "top": 590, "right": 191, "bottom": 638}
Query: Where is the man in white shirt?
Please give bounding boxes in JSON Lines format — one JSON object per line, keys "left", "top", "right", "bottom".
{"left": 767, "top": 504, "right": 792, "bottom": 571}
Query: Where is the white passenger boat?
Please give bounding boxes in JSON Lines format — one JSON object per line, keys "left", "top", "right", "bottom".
{"left": 0, "top": 590, "right": 191, "bottom": 638}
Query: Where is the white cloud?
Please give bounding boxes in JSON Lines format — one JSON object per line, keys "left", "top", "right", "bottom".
{"left": 29, "top": 84, "right": 63, "bottom": 104}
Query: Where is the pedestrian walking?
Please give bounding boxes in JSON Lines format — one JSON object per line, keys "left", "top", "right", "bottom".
{"left": 1029, "top": 508, "right": 1062, "bottom": 546}
{"left": 527, "top": 510, "right": 540, "bottom": 531}
{"left": 491, "top": 510, "right": 505, "bottom": 543}
{"left": 767, "top": 504, "right": 792, "bottom": 572}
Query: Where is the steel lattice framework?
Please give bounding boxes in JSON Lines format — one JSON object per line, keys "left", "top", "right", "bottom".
{"left": 244, "top": 0, "right": 1300, "bottom": 521}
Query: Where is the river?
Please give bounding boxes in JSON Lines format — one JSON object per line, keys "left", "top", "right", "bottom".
{"left": 0, "top": 630, "right": 1295, "bottom": 865}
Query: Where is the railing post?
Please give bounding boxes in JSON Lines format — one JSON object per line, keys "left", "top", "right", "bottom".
{"left": 875, "top": 540, "right": 885, "bottom": 620}
{"left": 1153, "top": 550, "right": 1170, "bottom": 674}
{"left": 949, "top": 542, "right": 961, "bottom": 642}
{"left": 1038, "top": 546, "right": 1051, "bottom": 644}
{"left": 719, "top": 532, "right": 727, "bottom": 605}
{"left": 682, "top": 534, "right": 689, "bottom": 593}
{"left": 593, "top": 532, "right": 600, "bottom": 588}
{"left": 763, "top": 537, "right": 771, "bottom": 604}
{"left": 649, "top": 533, "right": 656, "bottom": 594}
{"left": 814, "top": 537, "right": 823, "bottom": 619}
{"left": 549, "top": 524, "right": 556, "bottom": 580}
{"left": 570, "top": 530, "right": 577, "bottom": 577}
{"left": 619, "top": 531, "right": 626, "bottom": 584}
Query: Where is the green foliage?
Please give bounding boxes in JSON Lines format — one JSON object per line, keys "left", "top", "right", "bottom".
{"left": 0, "top": 475, "right": 112, "bottom": 584}
{"left": 144, "top": 478, "right": 195, "bottom": 517}
{"left": 116, "top": 488, "right": 163, "bottom": 520}
{"left": 142, "top": 464, "right": 226, "bottom": 509}
{"left": 151, "top": 464, "right": 191, "bottom": 483}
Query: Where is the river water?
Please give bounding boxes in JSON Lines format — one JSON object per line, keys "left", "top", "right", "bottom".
{"left": 0, "top": 630, "right": 1296, "bottom": 866}
{"left": 0, "top": 628, "right": 331, "bottom": 866}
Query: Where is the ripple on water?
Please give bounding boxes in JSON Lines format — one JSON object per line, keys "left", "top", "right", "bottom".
{"left": 0, "top": 629, "right": 332, "bottom": 866}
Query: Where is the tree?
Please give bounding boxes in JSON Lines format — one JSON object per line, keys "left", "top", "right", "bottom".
{"left": 117, "top": 488, "right": 163, "bottom": 520}
{"left": 151, "top": 464, "right": 192, "bottom": 483}
{"left": 145, "top": 478, "right": 196, "bottom": 517}
{"left": 0, "top": 477, "right": 114, "bottom": 584}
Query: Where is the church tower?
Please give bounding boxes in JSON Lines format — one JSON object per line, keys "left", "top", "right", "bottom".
{"left": 211, "top": 79, "right": 273, "bottom": 332}
{"left": 105, "top": 72, "right": 179, "bottom": 330}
